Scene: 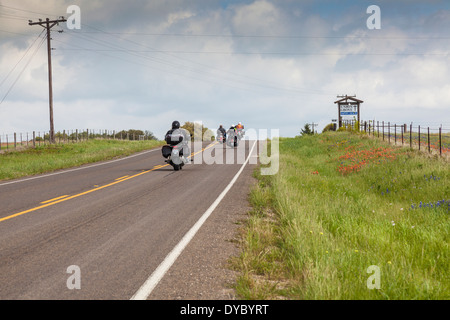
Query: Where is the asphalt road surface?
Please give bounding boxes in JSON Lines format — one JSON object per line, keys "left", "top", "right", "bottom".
{"left": 0, "top": 140, "right": 259, "bottom": 300}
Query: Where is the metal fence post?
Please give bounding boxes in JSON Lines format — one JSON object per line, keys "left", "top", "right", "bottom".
{"left": 410, "top": 124, "right": 412, "bottom": 149}
{"left": 394, "top": 124, "right": 397, "bottom": 145}
{"left": 428, "top": 127, "right": 430, "bottom": 153}
{"left": 418, "top": 125, "right": 421, "bottom": 151}
{"left": 401, "top": 125, "right": 404, "bottom": 145}
{"left": 388, "top": 122, "right": 390, "bottom": 144}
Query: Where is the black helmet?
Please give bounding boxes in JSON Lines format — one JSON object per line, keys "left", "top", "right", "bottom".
{"left": 172, "top": 121, "right": 180, "bottom": 129}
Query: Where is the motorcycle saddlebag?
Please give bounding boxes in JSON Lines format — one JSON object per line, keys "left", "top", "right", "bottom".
{"left": 162, "top": 145, "right": 172, "bottom": 158}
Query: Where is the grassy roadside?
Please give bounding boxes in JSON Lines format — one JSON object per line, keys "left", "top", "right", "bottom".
{"left": 233, "top": 131, "right": 449, "bottom": 299}
{"left": 0, "top": 139, "right": 165, "bottom": 181}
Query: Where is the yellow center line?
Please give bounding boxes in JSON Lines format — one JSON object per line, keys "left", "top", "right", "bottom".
{"left": 0, "top": 165, "right": 166, "bottom": 223}
{"left": 115, "top": 176, "right": 130, "bottom": 181}
{"left": 40, "top": 195, "right": 69, "bottom": 204}
{"left": 0, "top": 142, "right": 218, "bottom": 224}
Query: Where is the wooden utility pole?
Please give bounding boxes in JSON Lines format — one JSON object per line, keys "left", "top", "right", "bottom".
{"left": 29, "top": 17, "right": 66, "bottom": 144}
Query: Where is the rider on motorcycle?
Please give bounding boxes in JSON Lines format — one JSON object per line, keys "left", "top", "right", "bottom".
{"left": 235, "top": 122, "right": 245, "bottom": 140}
{"left": 217, "top": 125, "right": 227, "bottom": 141}
{"left": 227, "top": 125, "right": 236, "bottom": 138}
{"left": 165, "top": 121, "right": 191, "bottom": 161}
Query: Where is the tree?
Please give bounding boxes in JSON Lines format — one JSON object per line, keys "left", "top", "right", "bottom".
{"left": 322, "top": 123, "right": 336, "bottom": 133}
{"left": 181, "top": 122, "right": 214, "bottom": 141}
{"left": 144, "top": 131, "right": 157, "bottom": 140}
{"left": 116, "top": 129, "right": 157, "bottom": 140}
{"left": 300, "top": 124, "right": 314, "bottom": 136}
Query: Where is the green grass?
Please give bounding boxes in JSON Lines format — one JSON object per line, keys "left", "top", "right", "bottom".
{"left": 233, "top": 131, "right": 449, "bottom": 300}
{"left": 0, "top": 139, "right": 165, "bottom": 181}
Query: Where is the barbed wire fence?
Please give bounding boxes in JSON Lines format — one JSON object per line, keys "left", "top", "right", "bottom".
{"left": 341, "top": 120, "right": 450, "bottom": 157}
{"left": 0, "top": 129, "right": 155, "bottom": 152}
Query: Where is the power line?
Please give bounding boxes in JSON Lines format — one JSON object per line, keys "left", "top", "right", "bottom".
{"left": 0, "top": 29, "right": 45, "bottom": 89}
{"left": 55, "top": 47, "right": 450, "bottom": 56}
{"left": 64, "top": 31, "right": 450, "bottom": 41}
{"left": 0, "top": 31, "right": 46, "bottom": 105}
{"left": 0, "top": 3, "right": 60, "bottom": 18}
{"left": 62, "top": 25, "right": 332, "bottom": 96}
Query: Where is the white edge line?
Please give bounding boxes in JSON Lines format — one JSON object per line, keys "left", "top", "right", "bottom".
{"left": 0, "top": 148, "right": 159, "bottom": 187}
{"left": 130, "top": 140, "right": 257, "bottom": 300}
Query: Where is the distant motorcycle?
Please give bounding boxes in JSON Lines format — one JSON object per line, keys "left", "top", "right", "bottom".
{"left": 216, "top": 133, "right": 226, "bottom": 144}
{"left": 236, "top": 129, "right": 245, "bottom": 140}
{"left": 226, "top": 132, "right": 239, "bottom": 148}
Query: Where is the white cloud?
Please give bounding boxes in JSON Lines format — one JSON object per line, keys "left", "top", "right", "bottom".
{"left": 1, "top": 0, "right": 449, "bottom": 137}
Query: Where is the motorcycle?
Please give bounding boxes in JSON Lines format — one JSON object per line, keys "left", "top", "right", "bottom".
{"left": 216, "top": 133, "right": 226, "bottom": 144}
{"left": 162, "top": 144, "right": 189, "bottom": 171}
{"left": 236, "top": 129, "right": 245, "bottom": 140}
{"left": 162, "top": 130, "right": 190, "bottom": 171}
{"left": 226, "top": 132, "right": 239, "bottom": 148}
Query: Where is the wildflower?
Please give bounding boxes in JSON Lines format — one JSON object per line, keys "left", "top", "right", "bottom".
{"left": 319, "top": 232, "right": 323, "bottom": 235}
{"left": 391, "top": 221, "right": 395, "bottom": 226}
{"left": 400, "top": 208, "right": 404, "bottom": 211}
{"left": 387, "top": 261, "right": 392, "bottom": 265}
{"left": 354, "top": 250, "right": 359, "bottom": 253}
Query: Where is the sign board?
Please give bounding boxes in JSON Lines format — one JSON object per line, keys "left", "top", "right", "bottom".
{"left": 340, "top": 104, "right": 358, "bottom": 116}
{"left": 334, "top": 96, "right": 364, "bottom": 128}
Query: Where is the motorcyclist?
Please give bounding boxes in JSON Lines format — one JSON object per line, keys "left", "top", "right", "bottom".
{"left": 217, "top": 125, "right": 227, "bottom": 140}
{"left": 226, "top": 125, "right": 237, "bottom": 146}
{"left": 235, "top": 122, "right": 245, "bottom": 139}
{"left": 227, "top": 125, "right": 236, "bottom": 138}
{"left": 165, "top": 120, "right": 191, "bottom": 162}
{"left": 236, "top": 122, "right": 244, "bottom": 130}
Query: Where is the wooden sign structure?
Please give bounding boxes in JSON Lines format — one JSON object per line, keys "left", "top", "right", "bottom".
{"left": 334, "top": 95, "right": 364, "bottom": 128}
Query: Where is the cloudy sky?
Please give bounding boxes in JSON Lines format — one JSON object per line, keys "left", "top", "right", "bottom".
{"left": 1, "top": 0, "right": 449, "bottom": 139}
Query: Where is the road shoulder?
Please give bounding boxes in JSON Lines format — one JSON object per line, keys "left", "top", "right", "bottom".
{"left": 148, "top": 163, "right": 257, "bottom": 300}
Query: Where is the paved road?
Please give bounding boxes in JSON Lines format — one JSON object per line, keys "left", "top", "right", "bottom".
{"left": 0, "top": 140, "right": 258, "bottom": 299}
